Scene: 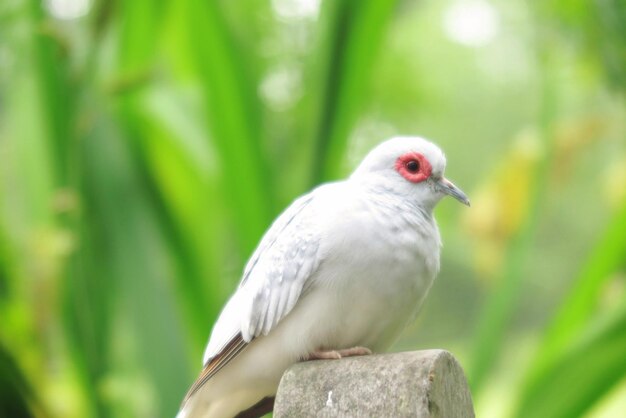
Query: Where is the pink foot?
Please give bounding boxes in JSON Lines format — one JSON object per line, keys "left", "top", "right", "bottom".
{"left": 306, "top": 346, "right": 372, "bottom": 360}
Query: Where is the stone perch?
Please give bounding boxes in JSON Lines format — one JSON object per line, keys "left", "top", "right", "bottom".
{"left": 273, "top": 350, "right": 475, "bottom": 418}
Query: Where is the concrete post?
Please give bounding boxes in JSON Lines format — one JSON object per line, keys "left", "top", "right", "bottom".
{"left": 274, "top": 350, "right": 474, "bottom": 418}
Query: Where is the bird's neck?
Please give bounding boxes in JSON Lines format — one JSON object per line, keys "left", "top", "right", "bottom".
{"left": 357, "top": 181, "right": 438, "bottom": 236}
{"left": 352, "top": 181, "right": 442, "bottom": 271}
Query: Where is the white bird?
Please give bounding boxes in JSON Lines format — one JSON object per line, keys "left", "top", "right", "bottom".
{"left": 177, "top": 136, "right": 469, "bottom": 418}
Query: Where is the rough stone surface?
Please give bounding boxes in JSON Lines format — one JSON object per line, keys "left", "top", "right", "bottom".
{"left": 274, "top": 350, "right": 474, "bottom": 418}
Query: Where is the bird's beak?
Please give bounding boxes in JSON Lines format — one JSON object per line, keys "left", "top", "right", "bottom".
{"left": 437, "top": 177, "right": 470, "bottom": 206}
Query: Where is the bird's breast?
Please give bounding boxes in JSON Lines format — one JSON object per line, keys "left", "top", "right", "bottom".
{"left": 304, "top": 196, "right": 441, "bottom": 352}
{"left": 321, "top": 192, "right": 441, "bottom": 288}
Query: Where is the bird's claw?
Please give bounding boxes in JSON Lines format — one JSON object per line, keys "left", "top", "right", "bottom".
{"left": 306, "top": 346, "right": 372, "bottom": 361}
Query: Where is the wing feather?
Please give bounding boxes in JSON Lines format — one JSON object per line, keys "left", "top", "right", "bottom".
{"left": 181, "top": 334, "right": 247, "bottom": 406}
{"left": 241, "top": 206, "right": 321, "bottom": 340}
{"left": 183, "top": 186, "right": 328, "bottom": 408}
{"left": 201, "top": 192, "right": 318, "bottom": 364}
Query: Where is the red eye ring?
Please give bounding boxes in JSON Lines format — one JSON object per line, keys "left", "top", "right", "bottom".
{"left": 395, "top": 152, "right": 432, "bottom": 183}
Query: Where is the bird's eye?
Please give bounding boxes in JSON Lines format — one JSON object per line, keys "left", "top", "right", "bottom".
{"left": 395, "top": 152, "right": 432, "bottom": 183}
{"left": 406, "top": 160, "right": 420, "bottom": 173}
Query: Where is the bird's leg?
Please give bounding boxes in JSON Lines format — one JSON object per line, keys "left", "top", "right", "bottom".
{"left": 337, "top": 346, "right": 373, "bottom": 357}
{"left": 307, "top": 346, "right": 372, "bottom": 360}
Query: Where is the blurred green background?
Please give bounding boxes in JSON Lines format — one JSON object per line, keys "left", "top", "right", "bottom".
{"left": 1, "top": 0, "right": 625, "bottom": 417}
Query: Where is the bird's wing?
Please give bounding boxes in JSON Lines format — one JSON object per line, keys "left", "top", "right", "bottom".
{"left": 239, "top": 190, "right": 322, "bottom": 341}
{"left": 182, "top": 188, "right": 325, "bottom": 405}
{"left": 240, "top": 191, "right": 317, "bottom": 288}
{"left": 181, "top": 333, "right": 247, "bottom": 406}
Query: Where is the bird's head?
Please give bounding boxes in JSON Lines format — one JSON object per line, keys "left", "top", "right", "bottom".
{"left": 351, "top": 136, "right": 470, "bottom": 211}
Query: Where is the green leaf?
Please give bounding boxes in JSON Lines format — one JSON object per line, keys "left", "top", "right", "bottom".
{"left": 535, "top": 200, "right": 626, "bottom": 370}
{"left": 75, "top": 118, "right": 191, "bottom": 417}
{"left": 0, "top": 343, "right": 38, "bottom": 418}
{"left": 27, "top": 0, "right": 75, "bottom": 187}
{"left": 184, "top": 0, "right": 275, "bottom": 254}
{"left": 513, "top": 302, "right": 626, "bottom": 418}
{"left": 467, "top": 48, "right": 559, "bottom": 394}
{"left": 513, "top": 199, "right": 626, "bottom": 417}
{"left": 131, "top": 87, "right": 226, "bottom": 349}
{"left": 305, "top": 0, "right": 399, "bottom": 183}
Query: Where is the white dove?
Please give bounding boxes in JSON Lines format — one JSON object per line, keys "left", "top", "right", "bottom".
{"left": 177, "top": 136, "right": 469, "bottom": 418}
